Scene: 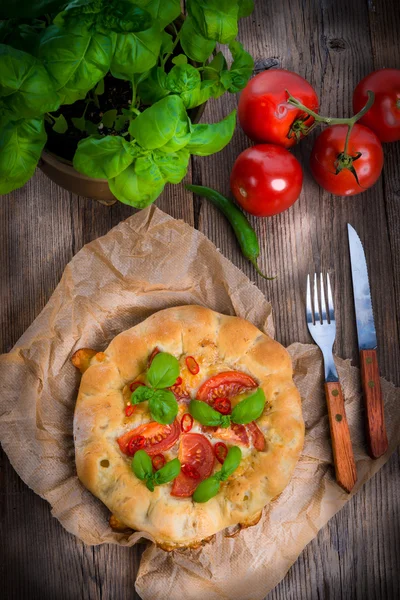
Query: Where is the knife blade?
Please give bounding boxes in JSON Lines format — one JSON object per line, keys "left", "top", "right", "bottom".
{"left": 347, "top": 223, "right": 388, "bottom": 458}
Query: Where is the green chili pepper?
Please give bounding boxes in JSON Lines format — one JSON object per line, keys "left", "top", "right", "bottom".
{"left": 185, "top": 184, "right": 275, "bottom": 280}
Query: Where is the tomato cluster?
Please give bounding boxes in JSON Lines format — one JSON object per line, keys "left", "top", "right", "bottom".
{"left": 232, "top": 68, "right": 399, "bottom": 216}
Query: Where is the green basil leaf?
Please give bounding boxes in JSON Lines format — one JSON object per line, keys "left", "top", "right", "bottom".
{"left": 102, "top": 109, "right": 117, "bottom": 128}
{"left": 189, "top": 400, "right": 228, "bottom": 427}
{"left": 231, "top": 388, "right": 266, "bottom": 425}
{"left": 154, "top": 458, "right": 181, "bottom": 484}
{"left": 180, "top": 79, "right": 215, "bottom": 109}
{"left": 137, "top": 66, "right": 169, "bottom": 105}
{"left": 99, "top": 2, "right": 153, "bottom": 33}
{"left": 187, "top": 0, "right": 239, "bottom": 44}
{"left": 186, "top": 109, "right": 236, "bottom": 156}
{"left": 160, "top": 31, "right": 173, "bottom": 57}
{"left": 145, "top": 0, "right": 181, "bottom": 30}
{"left": 166, "top": 64, "right": 201, "bottom": 94}
{"left": 95, "top": 78, "right": 105, "bottom": 96}
{"left": 73, "top": 136, "right": 137, "bottom": 179}
{"left": 131, "top": 385, "right": 155, "bottom": 405}
{"left": 238, "top": 0, "right": 255, "bottom": 18}
{"left": 131, "top": 449, "right": 153, "bottom": 480}
{"left": 0, "top": 116, "right": 46, "bottom": 195}
{"left": 71, "top": 116, "right": 86, "bottom": 132}
{"left": 149, "top": 390, "right": 178, "bottom": 424}
{"left": 129, "top": 95, "right": 190, "bottom": 152}
{"left": 172, "top": 54, "right": 188, "bottom": 66}
{"left": 228, "top": 41, "right": 254, "bottom": 93}
{"left": 39, "top": 24, "right": 114, "bottom": 105}
{"left": 110, "top": 25, "right": 162, "bottom": 79}
{"left": 147, "top": 352, "right": 180, "bottom": 388}
{"left": 146, "top": 478, "right": 155, "bottom": 491}
{"left": 0, "top": 44, "right": 59, "bottom": 118}
{"left": 192, "top": 475, "right": 220, "bottom": 503}
{"left": 152, "top": 148, "right": 189, "bottom": 184}
{"left": 0, "top": 21, "right": 44, "bottom": 55}
{"left": 108, "top": 155, "right": 165, "bottom": 208}
{"left": 51, "top": 114, "right": 68, "bottom": 134}
{"left": 219, "top": 446, "right": 242, "bottom": 480}
{"left": 202, "top": 51, "right": 228, "bottom": 98}
{"left": 180, "top": 16, "right": 215, "bottom": 63}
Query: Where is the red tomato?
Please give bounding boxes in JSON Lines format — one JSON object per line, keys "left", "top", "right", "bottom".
{"left": 353, "top": 69, "right": 400, "bottom": 142}
{"left": 171, "top": 433, "right": 215, "bottom": 497}
{"left": 310, "top": 124, "right": 384, "bottom": 196}
{"left": 247, "top": 421, "right": 266, "bottom": 451}
{"left": 117, "top": 420, "right": 180, "bottom": 457}
{"left": 197, "top": 371, "right": 257, "bottom": 405}
{"left": 209, "top": 423, "right": 249, "bottom": 447}
{"left": 230, "top": 144, "right": 303, "bottom": 217}
{"left": 238, "top": 69, "right": 319, "bottom": 148}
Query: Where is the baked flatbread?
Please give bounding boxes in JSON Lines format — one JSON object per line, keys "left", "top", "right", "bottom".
{"left": 73, "top": 306, "right": 304, "bottom": 549}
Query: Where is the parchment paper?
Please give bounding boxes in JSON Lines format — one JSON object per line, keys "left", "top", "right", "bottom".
{"left": 0, "top": 206, "right": 399, "bottom": 600}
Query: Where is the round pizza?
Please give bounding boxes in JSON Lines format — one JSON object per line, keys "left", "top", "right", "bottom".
{"left": 72, "top": 305, "right": 304, "bottom": 550}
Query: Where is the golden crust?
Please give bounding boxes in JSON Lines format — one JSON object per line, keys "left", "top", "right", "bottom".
{"left": 73, "top": 305, "right": 304, "bottom": 549}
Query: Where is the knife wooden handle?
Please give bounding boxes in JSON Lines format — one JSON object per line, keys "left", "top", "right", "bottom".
{"left": 325, "top": 382, "right": 357, "bottom": 493}
{"left": 360, "top": 349, "right": 388, "bottom": 458}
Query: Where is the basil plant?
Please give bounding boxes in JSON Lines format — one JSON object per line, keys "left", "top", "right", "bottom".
{"left": 0, "top": 0, "right": 255, "bottom": 208}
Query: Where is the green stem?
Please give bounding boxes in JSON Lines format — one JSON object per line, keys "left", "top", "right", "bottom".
{"left": 286, "top": 89, "right": 375, "bottom": 127}
{"left": 161, "top": 27, "right": 182, "bottom": 67}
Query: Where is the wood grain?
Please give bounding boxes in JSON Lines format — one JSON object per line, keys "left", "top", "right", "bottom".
{"left": 1, "top": 0, "right": 399, "bottom": 599}
{"left": 325, "top": 382, "right": 357, "bottom": 493}
{"left": 360, "top": 349, "right": 388, "bottom": 458}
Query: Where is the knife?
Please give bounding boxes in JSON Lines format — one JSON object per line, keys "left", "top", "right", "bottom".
{"left": 347, "top": 224, "right": 388, "bottom": 458}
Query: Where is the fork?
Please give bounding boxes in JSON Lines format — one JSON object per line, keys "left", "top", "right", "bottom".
{"left": 306, "top": 273, "right": 357, "bottom": 493}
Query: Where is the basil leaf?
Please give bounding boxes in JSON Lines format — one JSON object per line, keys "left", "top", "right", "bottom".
{"left": 189, "top": 400, "right": 228, "bottom": 428}
{"left": 186, "top": 109, "right": 236, "bottom": 156}
{"left": 108, "top": 155, "right": 165, "bottom": 208}
{"left": 132, "top": 449, "right": 153, "bottom": 480}
{"left": 110, "top": 25, "right": 162, "bottom": 79}
{"left": 39, "top": 24, "right": 114, "bottom": 105}
{"left": 180, "top": 16, "right": 216, "bottom": 63}
{"left": 147, "top": 352, "right": 180, "bottom": 388}
{"left": 0, "top": 117, "right": 46, "bottom": 195}
{"left": 238, "top": 0, "right": 255, "bottom": 18}
{"left": 192, "top": 475, "right": 220, "bottom": 503}
{"left": 187, "top": 0, "right": 239, "bottom": 44}
{"left": 219, "top": 446, "right": 242, "bottom": 480}
{"left": 131, "top": 385, "right": 155, "bottom": 405}
{"left": 181, "top": 80, "right": 216, "bottom": 109}
{"left": 51, "top": 114, "right": 68, "bottom": 134}
{"left": 137, "top": 66, "right": 169, "bottom": 105}
{"left": 231, "top": 388, "right": 266, "bottom": 425}
{"left": 202, "top": 51, "right": 229, "bottom": 99}
{"left": 154, "top": 458, "right": 181, "bottom": 484}
{"left": 166, "top": 64, "right": 201, "bottom": 94}
{"left": 57, "top": 0, "right": 153, "bottom": 33}
{"left": 228, "top": 41, "right": 254, "bottom": 93}
{"left": 145, "top": 0, "right": 181, "bottom": 30}
{"left": 149, "top": 390, "right": 178, "bottom": 424}
{"left": 152, "top": 148, "right": 189, "bottom": 184}
{"left": 73, "top": 136, "right": 137, "bottom": 179}
{"left": 129, "top": 95, "right": 190, "bottom": 152}
{"left": 0, "top": 44, "right": 60, "bottom": 118}
{"left": 146, "top": 478, "right": 155, "bottom": 492}
{"left": 160, "top": 31, "right": 173, "bottom": 57}
{"left": 172, "top": 54, "right": 188, "bottom": 66}
{"left": 102, "top": 109, "right": 117, "bottom": 128}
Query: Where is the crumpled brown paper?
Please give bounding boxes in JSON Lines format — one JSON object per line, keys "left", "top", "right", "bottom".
{"left": 0, "top": 206, "right": 399, "bottom": 600}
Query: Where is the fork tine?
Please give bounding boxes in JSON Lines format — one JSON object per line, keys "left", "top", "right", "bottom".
{"left": 306, "top": 274, "right": 313, "bottom": 324}
{"left": 326, "top": 273, "right": 335, "bottom": 322}
{"left": 320, "top": 273, "right": 327, "bottom": 323}
{"left": 313, "top": 273, "right": 320, "bottom": 324}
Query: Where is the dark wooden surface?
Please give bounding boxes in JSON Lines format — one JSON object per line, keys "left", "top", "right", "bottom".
{"left": 1, "top": 0, "right": 399, "bottom": 598}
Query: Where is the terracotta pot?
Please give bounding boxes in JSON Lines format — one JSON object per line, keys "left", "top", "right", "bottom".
{"left": 39, "top": 102, "right": 207, "bottom": 205}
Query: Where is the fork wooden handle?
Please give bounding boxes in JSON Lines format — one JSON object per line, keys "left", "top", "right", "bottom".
{"left": 325, "top": 382, "right": 357, "bottom": 493}
{"left": 360, "top": 349, "right": 388, "bottom": 458}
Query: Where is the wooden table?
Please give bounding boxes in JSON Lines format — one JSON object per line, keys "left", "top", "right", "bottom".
{"left": 1, "top": 1, "right": 399, "bottom": 598}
